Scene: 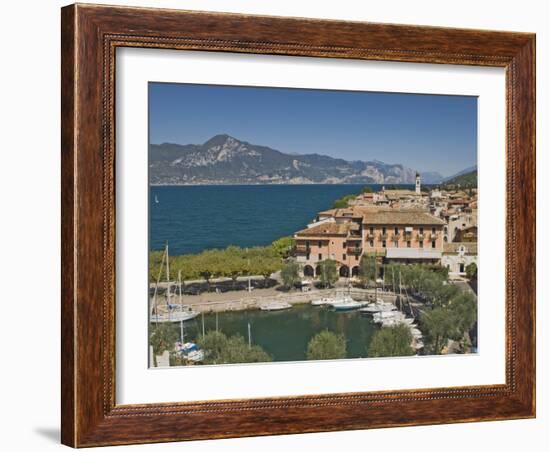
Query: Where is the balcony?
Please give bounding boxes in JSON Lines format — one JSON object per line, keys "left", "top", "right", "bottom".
{"left": 366, "top": 232, "right": 375, "bottom": 239}
{"left": 347, "top": 246, "right": 363, "bottom": 255}
{"left": 295, "top": 245, "right": 311, "bottom": 254}
{"left": 379, "top": 233, "right": 389, "bottom": 240}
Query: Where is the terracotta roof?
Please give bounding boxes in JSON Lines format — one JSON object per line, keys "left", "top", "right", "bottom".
{"left": 295, "top": 222, "right": 354, "bottom": 237}
{"left": 443, "top": 242, "right": 478, "bottom": 254}
{"left": 361, "top": 209, "right": 445, "bottom": 226}
{"left": 383, "top": 189, "right": 417, "bottom": 196}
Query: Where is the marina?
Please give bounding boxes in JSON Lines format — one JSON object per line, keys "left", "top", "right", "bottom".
{"left": 160, "top": 303, "right": 382, "bottom": 362}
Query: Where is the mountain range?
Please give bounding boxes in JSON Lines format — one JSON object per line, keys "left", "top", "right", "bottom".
{"left": 149, "top": 134, "right": 461, "bottom": 186}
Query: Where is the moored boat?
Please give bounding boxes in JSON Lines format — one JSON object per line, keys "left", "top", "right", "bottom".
{"left": 177, "top": 342, "right": 204, "bottom": 362}
{"left": 359, "top": 301, "right": 397, "bottom": 314}
{"left": 330, "top": 296, "right": 364, "bottom": 311}
{"left": 311, "top": 297, "right": 332, "bottom": 306}
{"left": 260, "top": 301, "right": 292, "bottom": 311}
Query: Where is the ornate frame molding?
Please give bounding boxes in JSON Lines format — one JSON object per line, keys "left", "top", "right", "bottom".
{"left": 62, "top": 4, "right": 535, "bottom": 447}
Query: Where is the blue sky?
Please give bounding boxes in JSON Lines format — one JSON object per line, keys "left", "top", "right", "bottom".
{"left": 149, "top": 82, "right": 477, "bottom": 177}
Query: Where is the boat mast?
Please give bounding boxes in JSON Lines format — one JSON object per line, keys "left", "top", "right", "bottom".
{"left": 151, "top": 245, "right": 167, "bottom": 324}
{"left": 178, "top": 269, "right": 184, "bottom": 343}
{"left": 248, "top": 322, "right": 252, "bottom": 349}
{"left": 374, "top": 253, "right": 378, "bottom": 302}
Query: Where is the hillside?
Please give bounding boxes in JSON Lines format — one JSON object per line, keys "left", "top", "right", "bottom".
{"left": 149, "top": 134, "right": 445, "bottom": 185}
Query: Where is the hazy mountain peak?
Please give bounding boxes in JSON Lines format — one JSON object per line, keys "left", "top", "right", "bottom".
{"left": 203, "top": 134, "right": 241, "bottom": 148}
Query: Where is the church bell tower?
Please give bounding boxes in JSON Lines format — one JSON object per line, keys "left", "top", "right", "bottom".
{"left": 415, "top": 172, "right": 421, "bottom": 195}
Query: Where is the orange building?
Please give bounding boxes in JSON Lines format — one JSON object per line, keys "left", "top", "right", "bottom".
{"left": 294, "top": 207, "right": 445, "bottom": 278}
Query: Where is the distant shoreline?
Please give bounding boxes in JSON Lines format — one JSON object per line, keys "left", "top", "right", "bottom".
{"left": 149, "top": 182, "right": 422, "bottom": 187}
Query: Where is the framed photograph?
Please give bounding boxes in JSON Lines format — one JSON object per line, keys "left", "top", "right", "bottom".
{"left": 61, "top": 3, "right": 535, "bottom": 447}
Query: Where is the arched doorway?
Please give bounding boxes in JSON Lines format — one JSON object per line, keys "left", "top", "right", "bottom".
{"left": 351, "top": 266, "right": 359, "bottom": 277}
{"left": 303, "top": 265, "right": 314, "bottom": 277}
{"left": 339, "top": 265, "right": 349, "bottom": 278}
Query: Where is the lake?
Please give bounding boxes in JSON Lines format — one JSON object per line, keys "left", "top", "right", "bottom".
{"left": 149, "top": 184, "right": 383, "bottom": 255}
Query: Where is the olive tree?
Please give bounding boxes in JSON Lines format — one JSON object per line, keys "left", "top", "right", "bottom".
{"left": 319, "top": 259, "right": 338, "bottom": 288}
{"left": 281, "top": 261, "right": 300, "bottom": 290}
{"left": 368, "top": 324, "right": 415, "bottom": 357}
{"left": 307, "top": 330, "right": 347, "bottom": 360}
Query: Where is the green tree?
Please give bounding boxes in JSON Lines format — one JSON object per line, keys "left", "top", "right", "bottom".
{"left": 319, "top": 259, "right": 338, "bottom": 288}
{"left": 359, "top": 255, "right": 376, "bottom": 287}
{"left": 271, "top": 236, "right": 295, "bottom": 258}
{"left": 332, "top": 194, "right": 356, "bottom": 208}
{"left": 149, "top": 323, "right": 179, "bottom": 366}
{"left": 466, "top": 262, "right": 478, "bottom": 280}
{"left": 255, "top": 255, "right": 283, "bottom": 284}
{"left": 361, "top": 186, "right": 374, "bottom": 193}
{"left": 307, "top": 330, "right": 347, "bottom": 360}
{"left": 198, "top": 331, "right": 272, "bottom": 364}
{"left": 281, "top": 261, "right": 300, "bottom": 290}
{"left": 448, "top": 292, "right": 477, "bottom": 342}
{"left": 368, "top": 324, "right": 415, "bottom": 357}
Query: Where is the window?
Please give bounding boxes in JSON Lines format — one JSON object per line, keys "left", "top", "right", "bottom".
{"left": 305, "top": 240, "right": 310, "bottom": 248}
{"left": 419, "top": 227, "right": 424, "bottom": 234}
{"left": 369, "top": 240, "right": 374, "bottom": 247}
{"left": 382, "top": 227, "right": 387, "bottom": 235}
{"left": 355, "top": 255, "right": 359, "bottom": 260}
{"left": 394, "top": 241, "right": 399, "bottom": 248}
{"left": 432, "top": 227, "right": 436, "bottom": 234}
{"left": 407, "top": 241, "right": 411, "bottom": 248}
{"left": 432, "top": 241, "right": 436, "bottom": 248}
{"left": 342, "top": 242, "right": 346, "bottom": 249}
{"left": 382, "top": 240, "right": 387, "bottom": 248}
{"left": 394, "top": 227, "right": 399, "bottom": 235}
{"left": 419, "top": 241, "right": 423, "bottom": 248}
{"left": 369, "top": 226, "right": 374, "bottom": 235}
{"left": 318, "top": 253, "right": 322, "bottom": 260}
{"left": 306, "top": 254, "right": 310, "bottom": 260}
{"left": 343, "top": 254, "right": 347, "bottom": 260}
{"left": 318, "top": 241, "right": 322, "bottom": 248}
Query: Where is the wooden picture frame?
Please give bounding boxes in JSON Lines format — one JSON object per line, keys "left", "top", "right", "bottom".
{"left": 61, "top": 3, "right": 536, "bottom": 447}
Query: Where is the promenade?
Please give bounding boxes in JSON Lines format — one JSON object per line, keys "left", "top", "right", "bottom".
{"left": 154, "top": 285, "right": 398, "bottom": 313}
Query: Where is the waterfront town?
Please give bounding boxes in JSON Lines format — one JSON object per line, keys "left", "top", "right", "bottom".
{"left": 294, "top": 174, "right": 477, "bottom": 279}
{"left": 149, "top": 175, "right": 478, "bottom": 367}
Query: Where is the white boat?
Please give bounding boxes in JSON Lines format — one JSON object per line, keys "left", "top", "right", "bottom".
{"left": 311, "top": 297, "right": 332, "bottom": 306}
{"left": 331, "top": 297, "right": 363, "bottom": 311}
{"left": 381, "top": 317, "right": 415, "bottom": 327}
{"left": 260, "top": 302, "right": 292, "bottom": 311}
{"left": 177, "top": 342, "right": 204, "bottom": 362}
{"left": 154, "top": 195, "right": 159, "bottom": 204}
{"left": 410, "top": 328, "right": 423, "bottom": 337}
{"left": 150, "top": 245, "right": 200, "bottom": 323}
{"left": 359, "top": 301, "right": 397, "bottom": 314}
{"left": 152, "top": 308, "right": 200, "bottom": 323}
{"left": 373, "top": 310, "right": 406, "bottom": 324}
{"left": 186, "top": 349, "right": 205, "bottom": 362}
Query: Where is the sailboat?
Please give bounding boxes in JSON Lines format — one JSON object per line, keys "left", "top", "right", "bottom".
{"left": 150, "top": 243, "right": 200, "bottom": 323}
{"left": 154, "top": 195, "right": 159, "bottom": 204}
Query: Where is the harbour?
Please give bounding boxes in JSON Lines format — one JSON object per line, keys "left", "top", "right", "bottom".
{"left": 159, "top": 303, "right": 380, "bottom": 363}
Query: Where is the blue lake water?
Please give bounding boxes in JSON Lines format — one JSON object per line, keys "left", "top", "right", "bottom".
{"left": 150, "top": 184, "right": 384, "bottom": 255}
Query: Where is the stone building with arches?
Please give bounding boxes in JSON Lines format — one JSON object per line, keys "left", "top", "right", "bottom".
{"left": 294, "top": 206, "right": 446, "bottom": 279}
